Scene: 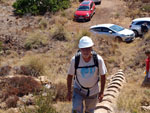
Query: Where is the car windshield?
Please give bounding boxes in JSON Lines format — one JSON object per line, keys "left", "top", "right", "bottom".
{"left": 110, "top": 25, "right": 124, "bottom": 32}
{"left": 77, "top": 6, "right": 90, "bottom": 11}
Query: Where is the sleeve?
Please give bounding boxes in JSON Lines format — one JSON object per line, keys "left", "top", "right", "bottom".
{"left": 97, "top": 55, "right": 107, "bottom": 76}
{"left": 67, "top": 56, "right": 75, "bottom": 76}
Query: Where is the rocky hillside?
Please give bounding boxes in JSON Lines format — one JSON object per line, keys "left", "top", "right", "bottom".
{"left": 0, "top": 0, "right": 149, "bottom": 113}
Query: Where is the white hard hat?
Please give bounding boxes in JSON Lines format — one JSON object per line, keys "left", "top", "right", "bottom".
{"left": 78, "top": 36, "right": 94, "bottom": 48}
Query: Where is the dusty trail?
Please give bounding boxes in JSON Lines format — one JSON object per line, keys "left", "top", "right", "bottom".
{"left": 66, "top": 0, "right": 128, "bottom": 32}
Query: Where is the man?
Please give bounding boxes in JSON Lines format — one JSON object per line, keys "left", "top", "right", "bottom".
{"left": 67, "top": 36, "right": 107, "bottom": 113}
{"left": 145, "top": 49, "right": 150, "bottom": 81}
{"left": 141, "top": 23, "right": 148, "bottom": 38}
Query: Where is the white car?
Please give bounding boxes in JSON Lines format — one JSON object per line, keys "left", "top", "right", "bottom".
{"left": 90, "top": 24, "right": 135, "bottom": 42}
{"left": 129, "top": 17, "right": 150, "bottom": 37}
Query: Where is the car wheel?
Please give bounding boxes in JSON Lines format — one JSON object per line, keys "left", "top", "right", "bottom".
{"left": 115, "top": 36, "right": 122, "bottom": 42}
{"left": 133, "top": 30, "right": 138, "bottom": 37}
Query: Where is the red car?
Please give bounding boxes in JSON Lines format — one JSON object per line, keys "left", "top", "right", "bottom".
{"left": 74, "top": 0, "right": 96, "bottom": 21}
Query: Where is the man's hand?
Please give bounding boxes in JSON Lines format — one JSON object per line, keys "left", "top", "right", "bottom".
{"left": 67, "top": 91, "right": 72, "bottom": 101}
{"left": 98, "top": 92, "right": 104, "bottom": 102}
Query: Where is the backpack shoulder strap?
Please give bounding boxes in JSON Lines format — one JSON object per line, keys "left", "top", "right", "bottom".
{"left": 75, "top": 50, "right": 81, "bottom": 75}
{"left": 92, "top": 50, "right": 98, "bottom": 67}
{"left": 92, "top": 50, "right": 99, "bottom": 75}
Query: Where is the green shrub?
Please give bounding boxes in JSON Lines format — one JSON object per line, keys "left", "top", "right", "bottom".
{"left": 20, "top": 91, "right": 58, "bottom": 113}
{"left": 13, "top": 0, "right": 71, "bottom": 15}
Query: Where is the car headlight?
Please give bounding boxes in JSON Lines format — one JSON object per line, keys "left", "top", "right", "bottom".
{"left": 85, "top": 13, "right": 89, "bottom": 17}
{"left": 74, "top": 14, "right": 77, "bottom": 17}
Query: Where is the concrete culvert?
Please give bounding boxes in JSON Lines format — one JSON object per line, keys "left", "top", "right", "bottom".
{"left": 104, "top": 93, "right": 116, "bottom": 98}
{"left": 106, "top": 89, "right": 118, "bottom": 93}
{"left": 108, "top": 81, "right": 122, "bottom": 87}
{"left": 114, "top": 72, "right": 124, "bottom": 76}
{"left": 95, "top": 70, "right": 125, "bottom": 113}
{"left": 95, "top": 102, "right": 113, "bottom": 111}
{"left": 111, "top": 78, "right": 124, "bottom": 82}
{"left": 107, "top": 84, "right": 121, "bottom": 90}
{"left": 112, "top": 75, "right": 125, "bottom": 80}
{"left": 102, "top": 99, "right": 113, "bottom": 103}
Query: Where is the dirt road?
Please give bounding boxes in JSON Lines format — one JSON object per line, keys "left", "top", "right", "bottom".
{"left": 67, "top": 0, "right": 130, "bottom": 32}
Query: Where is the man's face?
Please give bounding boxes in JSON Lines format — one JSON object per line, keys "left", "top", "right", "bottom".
{"left": 80, "top": 47, "right": 92, "bottom": 59}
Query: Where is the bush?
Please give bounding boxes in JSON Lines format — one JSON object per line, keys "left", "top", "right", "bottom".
{"left": 13, "top": 0, "right": 71, "bottom": 15}
{"left": 24, "top": 32, "right": 48, "bottom": 50}
{"left": 51, "top": 24, "right": 72, "bottom": 41}
{"left": 24, "top": 56, "right": 46, "bottom": 76}
{"left": 20, "top": 91, "right": 58, "bottom": 113}
{"left": 0, "top": 76, "right": 42, "bottom": 108}
{"left": 4, "top": 76, "right": 42, "bottom": 97}
{"left": 52, "top": 82, "right": 67, "bottom": 101}
{"left": 142, "top": 4, "right": 150, "bottom": 12}
{"left": 0, "top": 41, "right": 3, "bottom": 52}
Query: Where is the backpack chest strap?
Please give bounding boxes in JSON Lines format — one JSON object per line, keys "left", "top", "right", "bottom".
{"left": 77, "top": 65, "right": 97, "bottom": 69}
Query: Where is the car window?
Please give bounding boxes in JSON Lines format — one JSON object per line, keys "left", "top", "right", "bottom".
{"left": 135, "top": 21, "right": 145, "bottom": 25}
{"left": 82, "top": 1, "right": 90, "bottom": 5}
{"left": 78, "top": 6, "right": 90, "bottom": 11}
{"left": 101, "top": 27, "right": 110, "bottom": 32}
{"left": 110, "top": 25, "right": 124, "bottom": 32}
{"left": 147, "top": 22, "right": 150, "bottom": 26}
{"left": 90, "top": 2, "right": 93, "bottom": 9}
{"left": 91, "top": 27, "right": 102, "bottom": 32}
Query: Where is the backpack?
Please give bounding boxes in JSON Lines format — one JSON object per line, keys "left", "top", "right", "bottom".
{"left": 74, "top": 50, "right": 99, "bottom": 96}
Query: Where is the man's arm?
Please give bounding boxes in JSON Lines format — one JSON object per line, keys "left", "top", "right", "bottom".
{"left": 67, "top": 74, "right": 73, "bottom": 101}
{"left": 98, "top": 74, "right": 106, "bottom": 102}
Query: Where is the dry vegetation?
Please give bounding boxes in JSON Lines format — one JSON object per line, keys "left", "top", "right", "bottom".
{"left": 124, "top": 0, "right": 150, "bottom": 19}
{"left": 0, "top": 0, "right": 150, "bottom": 113}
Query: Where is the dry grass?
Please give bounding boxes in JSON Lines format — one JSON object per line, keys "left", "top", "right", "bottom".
{"left": 124, "top": 0, "right": 150, "bottom": 18}
{"left": 22, "top": 55, "right": 46, "bottom": 76}
{"left": 0, "top": 0, "right": 150, "bottom": 113}
{"left": 116, "top": 32, "right": 150, "bottom": 113}
{"left": 117, "top": 74, "right": 150, "bottom": 113}
{"left": 38, "top": 18, "right": 48, "bottom": 30}
{"left": 50, "top": 23, "right": 72, "bottom": 41}
{"left": 126, "top": 8, "right": 141, "bottom": 19}
{"left": 54, "top": 102, "right": 72, "bottom": 113}
{"left": 24, "top": 31, "right": 48, "bottom": 50}
{"left": 0, "top": 76, "right": 42, "bottom": 109}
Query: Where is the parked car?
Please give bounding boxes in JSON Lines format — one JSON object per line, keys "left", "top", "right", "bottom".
{"left": 90, "top": 24, "right": 135, "bottom": 42}
{"left": 74, "top": 0, "right": 96, "bottom": 21}
{"left": 79, "top": 0, "right": 101, "bottom": 5}
{"left": 129, "top": 17, "right": 150, "bottom": 37}
{"left": 92, "top": 0, "right": 101, "bottom": 5}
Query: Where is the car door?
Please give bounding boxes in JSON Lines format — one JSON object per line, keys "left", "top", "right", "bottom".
{"left": 146, "top": 21, "right": 150, "bottom": 29}
{"left": 100, "top": 27, "right": 116, "bottom": 38}
{"left": 136, "top": 21, "right": 147, "bottom": 32}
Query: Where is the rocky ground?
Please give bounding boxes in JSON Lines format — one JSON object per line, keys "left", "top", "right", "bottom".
{"left": 0, "top": 0, "right": 150, "bottom": 113}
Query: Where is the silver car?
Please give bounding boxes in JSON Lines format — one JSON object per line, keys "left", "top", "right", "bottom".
{"left": 90, "top": 24, "right": 135, "bottom": 42}
{"left": 129, "top": 17, "right": 150, "bottom": 37}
